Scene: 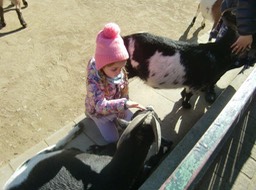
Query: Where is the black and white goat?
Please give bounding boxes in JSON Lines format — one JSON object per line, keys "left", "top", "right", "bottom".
{"left": 0, "top": 0, "right": 28, "bottom": 28}
{"left": 123, "top": 10, "right": 255, "bottom": 109}
{"left": 4, "top": 108, "right": 170, "bottom": 190}
{"left": 189, "top": 0, "right": 222, "bottom": 41}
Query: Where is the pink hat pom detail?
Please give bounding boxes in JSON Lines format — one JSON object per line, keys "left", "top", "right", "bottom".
{"left": 94, "top": 22, "right": 129, "bottom": 70}
{"left": 102, "top": 23, "right": 120, "bottom": 39}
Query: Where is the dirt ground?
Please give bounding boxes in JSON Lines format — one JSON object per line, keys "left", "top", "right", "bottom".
{"left": 0, "top": 0, "right": 213, "bottom": 167}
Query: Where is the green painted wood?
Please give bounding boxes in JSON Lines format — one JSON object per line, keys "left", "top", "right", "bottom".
{"left": 160, "top": 68, "right": 256, "bottom": 190}
{"left": 139, "top": 85, "right": 236, "bottom": 190}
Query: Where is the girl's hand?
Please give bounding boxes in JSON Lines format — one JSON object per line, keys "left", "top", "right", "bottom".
{"left": 231, "top": 35, "right": 253, "bottom": 54}
{"left": 125, "top": 100, "right": 146, "bottom": 110}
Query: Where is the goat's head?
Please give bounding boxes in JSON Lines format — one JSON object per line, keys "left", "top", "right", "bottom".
{"left": 117, "top": 106, "right": 161, "bottom": 154}
{"left": 220, "top": 8, "right": 256, "bottom": 67}
{"left": 221, "top": 8, "right": 237, "bottom": 31}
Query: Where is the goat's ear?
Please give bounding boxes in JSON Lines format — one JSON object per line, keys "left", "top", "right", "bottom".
{"left": 222, "top": 8, "right": 237, "bottom": 28}
{"left": 151, "top": 115, "right": 162, "bottom": 154}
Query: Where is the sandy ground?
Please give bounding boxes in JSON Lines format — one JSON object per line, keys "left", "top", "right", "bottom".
{"left": 0, "top": 0, "right": 213, "bottom": 167}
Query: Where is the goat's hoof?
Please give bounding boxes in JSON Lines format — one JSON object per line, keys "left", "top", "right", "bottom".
{"left": 201, "top": 23, "right": 206, "bottom": 29}
{"left": 205, "top": 91, "right": 216, "bottom": 104}
{"left": 182, "top": 101, "right": 192, "bottom": 109}
{"left": 1, "top": 22, "right": 6, "bottom": 28}
{"left": 21, "top": 22, "right": 27, "bottom": 28}
{"left": 160, "top": 138, "right": 173, "bottom": 152}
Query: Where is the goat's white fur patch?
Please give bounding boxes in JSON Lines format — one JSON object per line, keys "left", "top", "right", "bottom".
{"left": 128, "top": 38, "right": 140, "bottom": 68}
{"left": 199, "top": 0, "right": 216, "bottom": 21}
{"left": 146, "top": 51, "right": 186, "bottom": 88}
{"left": 4, "top": 146, "right": 62, "bottom": 189}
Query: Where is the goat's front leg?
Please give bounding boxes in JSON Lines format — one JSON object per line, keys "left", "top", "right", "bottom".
{"left": 190, "top": 4, "right": 200, "bottom": 27}
{"left": 12, "top": 0, "right": 27, "bottom": 27}
{"left": 181, "top": 88, "right": 193, "bottom": 109}
{"left": 16, "top": 9, "right": 26, "bottom": 27}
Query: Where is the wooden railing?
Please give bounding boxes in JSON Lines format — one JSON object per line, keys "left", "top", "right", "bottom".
{"left": 140, "top": 67, "right": 256, "bottom": 190}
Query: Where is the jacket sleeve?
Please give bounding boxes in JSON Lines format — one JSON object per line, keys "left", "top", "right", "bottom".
{"left": 86, "top": 79, "right": 127, "bottom": 116}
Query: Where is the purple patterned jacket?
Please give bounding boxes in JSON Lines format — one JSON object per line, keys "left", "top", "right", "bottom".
{"left": 85, "top": 58, "right": 129, "bottom": 117}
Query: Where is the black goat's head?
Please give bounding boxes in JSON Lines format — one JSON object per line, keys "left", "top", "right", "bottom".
{"left": 215, "top": 8, "right": 239, "bottom": 48}
{"left": 221, "top": 8, "right": 237, "bottom": 31}
{"left": 117, "top": 106, "right": 162, "bottom": 154}
{"left": 220, "top": 8, "right": 256, "bottom": 67}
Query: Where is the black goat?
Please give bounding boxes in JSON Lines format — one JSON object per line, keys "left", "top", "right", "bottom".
{"left": 123, "top": 10, "right": 255, "bottom": 109}
{"left": 4, "top": 108, "right": 167, "bottom": 190}
{"left": 0, "top": 0, "right": 28, "bottom": 28}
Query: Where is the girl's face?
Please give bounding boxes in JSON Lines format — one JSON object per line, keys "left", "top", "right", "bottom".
{"left": 102, "top": 61, "right": 126, "bottom": 78}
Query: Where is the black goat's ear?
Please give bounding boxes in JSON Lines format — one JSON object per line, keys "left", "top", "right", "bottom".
{"left": 222, "top": 8, "right": 237, "bottom": 28}
{"left": 151, "top": 115, "right": 161, "bottom": 154}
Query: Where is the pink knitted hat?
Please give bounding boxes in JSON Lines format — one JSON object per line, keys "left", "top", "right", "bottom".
{"left": 95, "top": 23, "right": 129, "bottom": 70}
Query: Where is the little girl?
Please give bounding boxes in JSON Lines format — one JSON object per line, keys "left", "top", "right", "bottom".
{"left": 85, "top": 22, "right": 145, "bottom": 143}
